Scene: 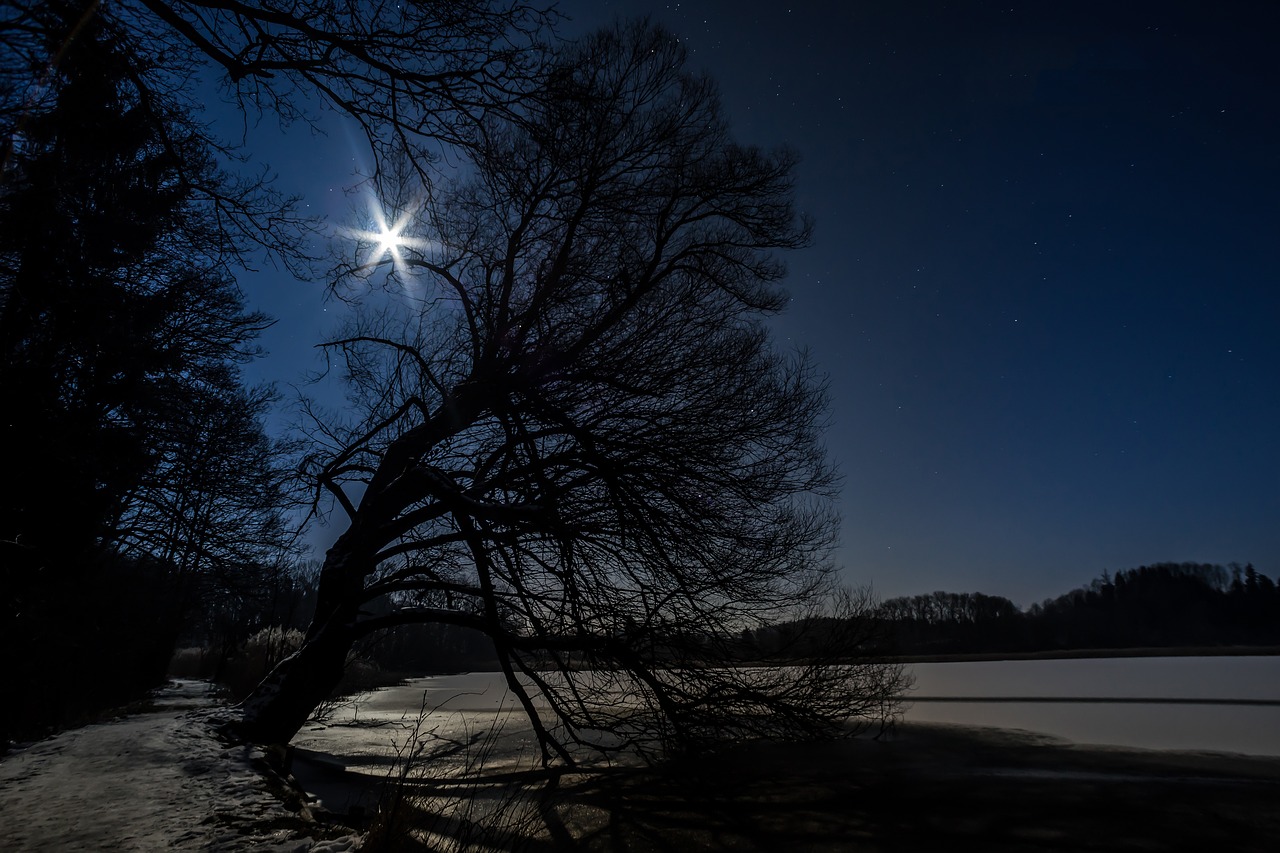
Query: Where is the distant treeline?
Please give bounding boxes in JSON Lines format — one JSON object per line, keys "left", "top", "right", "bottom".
{"left": 863, "top": 562, "right": 1280, "bottom": 656}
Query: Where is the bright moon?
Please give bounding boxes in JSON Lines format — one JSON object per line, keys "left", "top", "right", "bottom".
{"left": 374, "top": 220, "right": 409, "bottom": 259}
{"left": 345, "top": 199, "right": 429, "bottom": 276}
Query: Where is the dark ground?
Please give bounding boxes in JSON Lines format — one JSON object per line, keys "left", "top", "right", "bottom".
{"left": 352, "top": 722, "right": 1280, "bottom": 852}
{"left": 551, "top": 726, "right": 1278, "bottom": 851}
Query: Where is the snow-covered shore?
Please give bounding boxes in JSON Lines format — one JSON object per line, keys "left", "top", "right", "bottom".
{"left": 6, "top": 675, "right": 1280, "bottom": 851}
{"left": 0, "top": 680, "right": 359, "bottom": 852}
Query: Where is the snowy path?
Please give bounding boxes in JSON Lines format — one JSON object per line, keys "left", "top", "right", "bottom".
{"left": 0, "top": 681, "right": 358, "bottom": 852}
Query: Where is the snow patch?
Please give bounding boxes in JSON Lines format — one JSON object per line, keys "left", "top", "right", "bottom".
{"left": 0, "top": 680, "right": 361, "bottom": 851}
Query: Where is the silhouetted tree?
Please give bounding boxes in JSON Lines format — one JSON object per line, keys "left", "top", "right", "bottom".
{"left": 879, "top": 562, "right": 1279, "bottom": 657}
{"left": 1, "top": 0, "right": 559, "bottom": 742}
{"left": 3, "top": 0, "right": 553, "bottom": 267}
{"left": 0, "top": 0, "right": 289, "bottom": 740}
{"left": 233, "top": 22, "right": 906, "bottom": 756}
{"left": 128, "top": 0, "right": 552, "bottom": 164}
{"left": 114, "top": 381, "right": 296, "bottom": 584}
{"left": 876, "top": 591, "right": 1023, "bottom": 654}
{"left": 0, "top": 1, "right": 277, "bottom": 560}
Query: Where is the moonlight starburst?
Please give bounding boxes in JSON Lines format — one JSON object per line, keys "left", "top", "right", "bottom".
{"left": 344, "top": 199, "right": 432, "bottom": 277}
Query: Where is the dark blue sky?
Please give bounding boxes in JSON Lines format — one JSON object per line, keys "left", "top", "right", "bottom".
{"left": 239, "top": 0, "right": 1279, "bottom": 605}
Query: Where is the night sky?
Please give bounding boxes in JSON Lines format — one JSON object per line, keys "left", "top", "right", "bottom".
{"left": 238, "top": 1, "right": 1279, "bottom": 606}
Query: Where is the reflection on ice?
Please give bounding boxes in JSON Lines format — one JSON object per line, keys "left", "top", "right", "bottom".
{"left": 904, "top": 656, "right": 1280, "bottom": 755}
{"left": 291, "top": 655, "right": 1280, "bottom": 804}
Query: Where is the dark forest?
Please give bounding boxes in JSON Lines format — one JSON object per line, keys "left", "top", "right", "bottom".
{"left": 864, "top": 562, "right": 1280, "bottom": 657}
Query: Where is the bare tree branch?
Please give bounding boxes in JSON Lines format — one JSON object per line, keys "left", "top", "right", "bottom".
{"left": 236, "top": 20, "right": 906, "bottom": 754}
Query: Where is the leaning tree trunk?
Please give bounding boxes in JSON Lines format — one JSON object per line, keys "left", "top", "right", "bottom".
{"left": 234, "top": 623, "right": 355, "bottom": 743}
{"left": 233, "top": 389, "right": 485, "bottom": 743}
{"left": 235, "top": 546, "right": 371, "bottom": 743}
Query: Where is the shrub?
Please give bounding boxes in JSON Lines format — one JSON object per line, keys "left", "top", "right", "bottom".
{"left": 167, "top": 647, "right": 212, "bottom": 679}
{"left": 220, "top": 627, "right": 305, "bottom": 700}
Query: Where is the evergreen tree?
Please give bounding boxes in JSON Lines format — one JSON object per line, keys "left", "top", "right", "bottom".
{"left": 0, "top": 0, "right": 289, "bottom": 741}
{"left": 0, "top": 0, "right": 271, "bottom": 567}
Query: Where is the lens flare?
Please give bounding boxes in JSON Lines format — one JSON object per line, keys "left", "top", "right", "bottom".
{"left": 371, "top": 209, "right": 412, "bottom": 262}
{"left": 344, "top": 198, "right": 431, "bottom": 277}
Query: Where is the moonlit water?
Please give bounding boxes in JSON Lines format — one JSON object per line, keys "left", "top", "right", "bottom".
{"left": 903, "top": 656, "right": 1280, "bottom": 755}
{"left": 293, "top": 657, "right": 1280, "bottom": 778}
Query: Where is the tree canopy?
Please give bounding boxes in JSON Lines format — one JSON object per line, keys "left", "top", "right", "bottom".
{"left": 0, "top": 0, "right": 299, "bottom": 740}
{"left": 0, "top": 0, "right": 281, "bottom": 567}
{"left": 0, "top": 2, "right": 903, "bottom": 753}
{"left": 235, "top": 22, "right": 904, "bottom": 755}
{"left": 876, "top": 562, "right": 1280, "bottom": 656}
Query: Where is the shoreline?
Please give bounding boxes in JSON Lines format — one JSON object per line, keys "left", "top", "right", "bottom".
{"left": 5, "top": 678, "right": 1274, "bottom": 850}
{"left": 884, "top": 644, "right": 1280, "bottom": 663}
{"left": 385, "top": 646, "right": 1280, "bottom": 680}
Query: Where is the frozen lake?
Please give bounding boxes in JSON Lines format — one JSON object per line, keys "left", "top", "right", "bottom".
{"left": 286, "top": 656, "right": 1280, "bottom": 817}
{"left": 904, "top": 655, "right": 1280, "bottom": 755}
{"left": 292, "top": 655, "right": 1280, "bottom": 784}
